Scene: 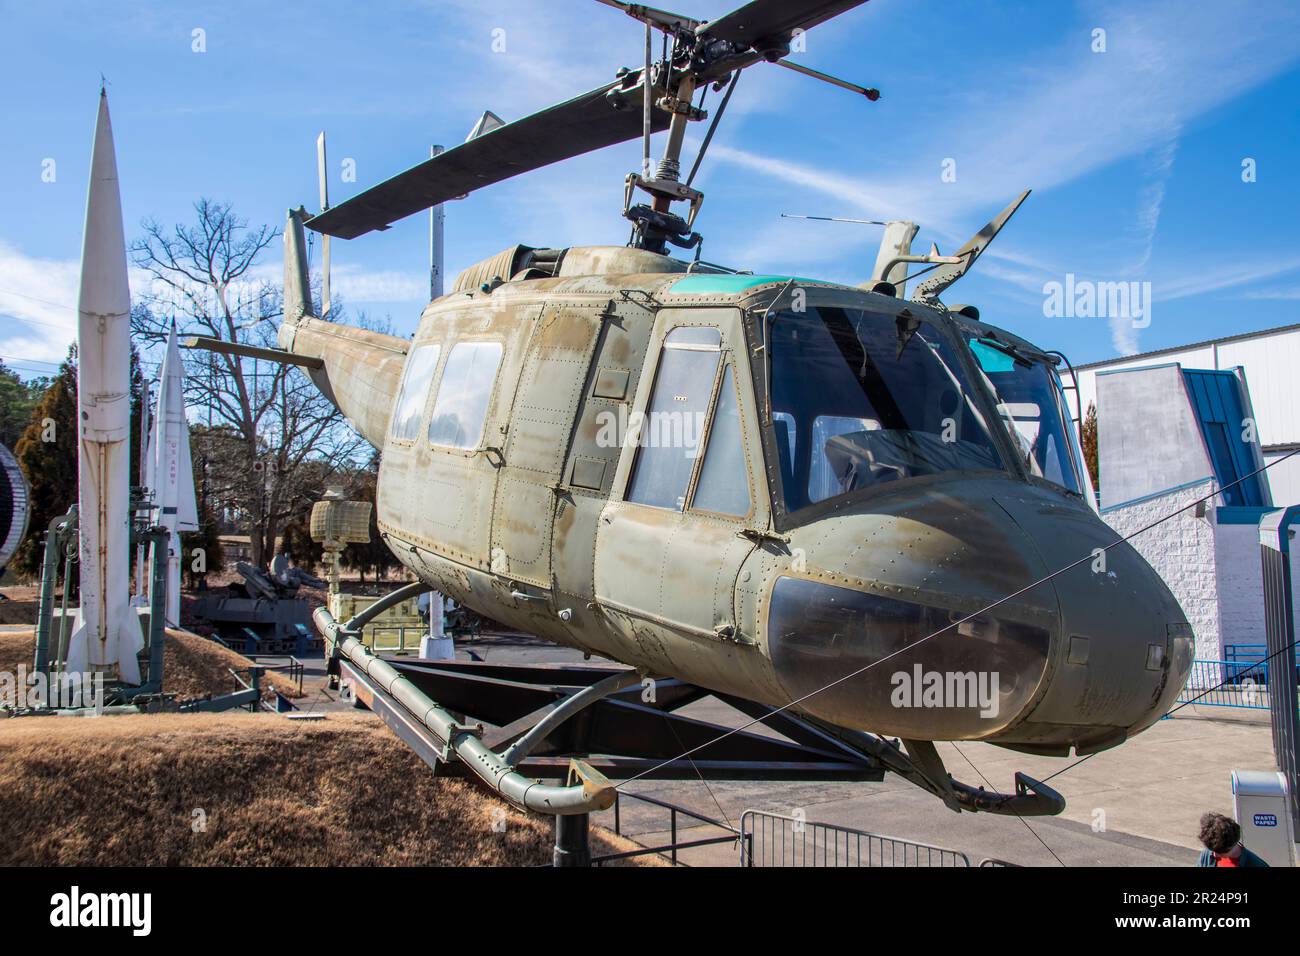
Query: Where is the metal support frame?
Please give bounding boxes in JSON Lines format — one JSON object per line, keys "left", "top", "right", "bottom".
{"left": 377, "top": 658, "right": 884, "bottom": 782}
{"left": 316, "top": 591, "right": 623, "bottom": 815}
{"left": 32, "top": 508, "right": 75, "bottom": 678}
{"left": 112, "top": 521, "right": 169, "bottom": 702}
{"left": 553, "top": 813, "right": 591, "bottom": 868}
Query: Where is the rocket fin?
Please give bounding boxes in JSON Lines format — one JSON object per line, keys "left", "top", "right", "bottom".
{"left": 177, "top": 429, "right": 198, "bottom": 531}
{"left": 115, "top": 602, "right": 143, "bottom": 685}
{"left": 65, "top": 615, "right": 89, "bottom": 678}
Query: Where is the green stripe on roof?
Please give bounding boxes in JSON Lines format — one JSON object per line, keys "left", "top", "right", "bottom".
{"left": 668, "top": 274, "right": 823, "bottom": 295}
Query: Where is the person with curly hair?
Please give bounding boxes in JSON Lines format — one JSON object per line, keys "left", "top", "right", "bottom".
{"left": 1196, "top": 812, "right": 1269, "bottom": 867}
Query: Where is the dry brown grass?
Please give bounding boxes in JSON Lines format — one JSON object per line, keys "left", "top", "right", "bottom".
{"left": 0, "top": 629, "right": 301, "bottom": 702}
{"left": 0, "top": 710, "right": 654, "bottom": 866}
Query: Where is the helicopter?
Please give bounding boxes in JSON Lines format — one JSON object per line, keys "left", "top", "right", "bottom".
{"left": 201, "top": 0, "right": 1193, "bottom": 817}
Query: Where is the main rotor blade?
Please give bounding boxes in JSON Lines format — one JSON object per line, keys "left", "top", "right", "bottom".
{"left": 308, "top": 76, "right": 670, "bottom": 240}
{"left": 698, "top": 0, "right": 870, "bottom": 46}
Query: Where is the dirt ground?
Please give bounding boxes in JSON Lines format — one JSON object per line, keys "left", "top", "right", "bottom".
{"left": 0, "top": 710, "right": 654, "bottom": 866}
{"left": 0, "top": 586, "right": 40, "bottom": 626}
{"left": 0, "top": 628, "right": 302, "bottom": 702}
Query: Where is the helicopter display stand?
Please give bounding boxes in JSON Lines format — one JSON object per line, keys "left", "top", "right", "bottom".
{"left": 335, "top": 652, "right": 886, "bottom": 866}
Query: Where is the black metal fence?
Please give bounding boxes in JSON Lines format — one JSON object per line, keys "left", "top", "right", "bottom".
{"left": 739, "top": 809, "right": 971, "bottom": 867}
{"left": 1260, "top": 508, "right": 1300, "bottom": 838}
{"left": 592, "top": 791, "right": 745, "bottom": 866}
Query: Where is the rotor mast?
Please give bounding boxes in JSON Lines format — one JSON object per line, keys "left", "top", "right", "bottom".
{"left": 608, "top": 0, "right": 880, "bottom": 254}
{"left": 302, "top": 1, "right": 879, "bottom": 250}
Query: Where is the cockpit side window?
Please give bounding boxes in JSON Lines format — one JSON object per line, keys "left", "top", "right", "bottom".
{"left": 768, "top": 306, "right": 1003, "bottom": 513}
{"left": 966, "top": 337, "right": 1085, "bottom": 495}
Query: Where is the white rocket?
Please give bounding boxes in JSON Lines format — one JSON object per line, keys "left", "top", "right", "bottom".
{"left": 67, "top": 89, "right": 143, "bottom": 684}
{"left": 151, "top": 324, "right": 198, "bottom": 626}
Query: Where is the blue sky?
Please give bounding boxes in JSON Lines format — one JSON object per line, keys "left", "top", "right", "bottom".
{"left": 2, "top": 0, "right": 1299, "bottom": 380}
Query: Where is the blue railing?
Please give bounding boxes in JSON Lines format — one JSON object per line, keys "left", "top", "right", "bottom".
{"left": 1175, "top": 659, "right": 1270, "bottom": 710}
{"left": 1226, "top": 642, "right": 1300, "bottom": 672}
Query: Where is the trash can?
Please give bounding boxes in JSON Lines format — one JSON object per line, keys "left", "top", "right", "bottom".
{"left": 1232, "top": 770, "right": 1297, "bottom": 866}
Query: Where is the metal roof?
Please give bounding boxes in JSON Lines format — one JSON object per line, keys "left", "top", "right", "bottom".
{"left": 1075, "top": 322, "right": 1300, "bottom": 371}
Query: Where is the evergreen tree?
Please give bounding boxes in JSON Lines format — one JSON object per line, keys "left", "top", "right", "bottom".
{"left": 12, "top": 348, "right": 79, "bottom": 578}
{"left": 1081, "top": 402, "right": 1099, "bottom": 491}
{"left": 0, "top": 360, "right": 43, "bottom": 450}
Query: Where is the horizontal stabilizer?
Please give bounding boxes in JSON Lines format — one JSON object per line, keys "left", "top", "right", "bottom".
{"left": 181, "top": 336, "right": 324, "bottom": 370}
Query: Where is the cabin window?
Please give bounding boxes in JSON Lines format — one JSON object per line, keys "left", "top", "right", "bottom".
{"left": 626, "top": 327, "right": 722, "bottom": 510}
{"left": 428, "top": 341, "right": 503, "bottom": 449}
{"left": 692, "top": 364, "right": 751, "bottom": 516}
{"left": 390, "top": 344, "right": 441, "bottom": 441}
{"left": 769, "top": 306, "right": 1003, "bottom": 513}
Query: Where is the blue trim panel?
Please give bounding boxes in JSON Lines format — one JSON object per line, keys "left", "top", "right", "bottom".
{"left": 1215, "top": 505, "right": 1277, "bottom": 525}
{"left": 1100, "top": 476, "right": 1214, "bottom": 514}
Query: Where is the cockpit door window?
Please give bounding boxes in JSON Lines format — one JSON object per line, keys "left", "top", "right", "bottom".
{"left": 626, "top": 327, "right": 722, "bottom": 510}
{"left": 692, "top": 363, "right": 751, "bottom": 517}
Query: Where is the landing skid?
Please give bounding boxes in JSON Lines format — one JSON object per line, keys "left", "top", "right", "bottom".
{"left": 341, "top": 658, "right": 885, "bottom": 783}
{"left": 339, "top": 655, "right": 1063, "bottom": 816}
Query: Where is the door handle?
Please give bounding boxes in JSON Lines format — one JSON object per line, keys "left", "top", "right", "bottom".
{"left": 738, "top": 527, "right": 788, "bottom": 546}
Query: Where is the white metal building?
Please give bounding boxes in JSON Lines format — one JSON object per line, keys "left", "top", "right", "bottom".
{"left": 1065, "top": 323, "right": 1300, "bottom": 505}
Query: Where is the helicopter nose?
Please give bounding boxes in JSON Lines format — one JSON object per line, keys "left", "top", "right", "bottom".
{"left": 765, "top": 482, "right": 1191, "bottom": 752}
{"left": 988, "top": 491, "right": 1193, "bottom": 755}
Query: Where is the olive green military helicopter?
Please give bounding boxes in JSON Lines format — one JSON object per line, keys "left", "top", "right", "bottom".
{"left": 207, "top": 0, "right": 1194, "bottom": 818}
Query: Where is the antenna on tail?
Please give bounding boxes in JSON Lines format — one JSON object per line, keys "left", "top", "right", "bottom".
{"left": 316, "top": 132, "right": 332, "bottom": 318}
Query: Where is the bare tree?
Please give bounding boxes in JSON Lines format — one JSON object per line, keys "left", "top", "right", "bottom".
{"left": 130, "top": 199, "right": 368, "bottom": 567}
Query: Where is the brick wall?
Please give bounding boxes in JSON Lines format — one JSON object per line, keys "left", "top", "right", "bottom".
{"left": 1103, "top": 480, "right": 1220, "bottom": 659}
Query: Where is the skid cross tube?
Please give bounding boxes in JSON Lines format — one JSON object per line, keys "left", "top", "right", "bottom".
{"left": 502, "top": 668, "right": 644, "bottom": 767}
{"left": 315, "top": 598, "right": 616, "bottom": 816}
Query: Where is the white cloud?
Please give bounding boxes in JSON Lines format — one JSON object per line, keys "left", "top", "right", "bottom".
{"left": 1157, "top": 257, "right": 1300, "bottom": 303}
{"left": 1243, "top": 287, "right": 1300, "bottom": 301}
{"left": 708, "top": 0, "right": 1300, "bottom": 276}
{"left": 330, "top": 264, "right": 425, "bottom": 303}
{"left": 0, "top": 241, "right": 80, "bottom": 366}
{"left": 0, "top": 238, "right": 429, "bottom": 371}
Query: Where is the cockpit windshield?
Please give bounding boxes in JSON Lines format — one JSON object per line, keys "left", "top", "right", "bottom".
{"left": 965, "top": 337, "right": 1086, "bottom": 495}
{"left": 767, "top": 306, "right": 1004, "bottom": 513}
